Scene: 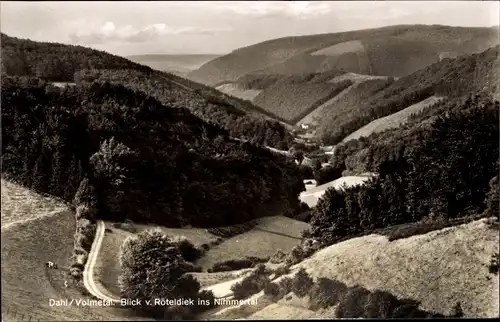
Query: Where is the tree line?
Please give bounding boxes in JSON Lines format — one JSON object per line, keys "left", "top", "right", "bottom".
{"left": 1, "top": 76, "right": 304, "bottom": 227}
{"left": 308, "top": 93, "right": 499, "bottom": 245}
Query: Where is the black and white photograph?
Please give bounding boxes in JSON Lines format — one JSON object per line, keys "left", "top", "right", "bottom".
{"left": 1, "top": 0, "right": 499, "bottom": 320}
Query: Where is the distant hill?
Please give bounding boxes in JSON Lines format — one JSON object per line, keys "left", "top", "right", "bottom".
{"left": 188, "top": 25, "right": 499, "bottom": 86}
{"left": 1, "top": 33, "right": 294, "bottom": 149}
{"left": 127, "top": 54, "right": 221, "bottom": 76}
{"left": 317, "top": 45, "right": 500, "bottom": 144}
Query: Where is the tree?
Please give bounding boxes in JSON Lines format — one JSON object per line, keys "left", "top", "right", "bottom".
{"left": 118, "top": 228, "right": 201, "bottom": 315}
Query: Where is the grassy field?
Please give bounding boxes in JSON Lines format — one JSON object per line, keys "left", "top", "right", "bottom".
{"left": 291, "top": 218, "right": 499, "bottom": 318}
{"left": 196, "top": 216, "right": 310, "bottom": 270}
{"left": 342, "top": 95, "right": 445, "bottom": 142}
{"left": 215, "top": 83, "right": 263, "bottom": 101}
{"left": 310, "top": 40, "right": 365, "bottom": 56}
{"left": 205, "top": 218, "right": 499, "bottom": 319}
{"left": 300, "top": 175, "right": 372, "bottom": 208}
{"left": 94, "top": 216, "right": 309, "bottom": 299}
{"left": 1, "top": 181, "right": 148, "bottom": 321}
{"left": 1, "top": 179, "right": 67, "bottom": 229}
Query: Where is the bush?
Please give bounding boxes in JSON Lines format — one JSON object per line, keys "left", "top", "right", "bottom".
{"left": 273, "top": 265, "right": 291, "bottom": 278}
{"left": 291, "top": 268, "right": 314, "bottom": 298}
{"left": 231, "top": 264, "right": 271, "bottom": 300}
{"left": 210, "top": 256, "right": 269, "bottom": 272}
{"left": 270, "top": 249, "right": 288, "bottom": 264}
{"left": 172, "top": 236, "right": 203, "bottom": 262}
{"left": 192, "top": 290, "right": 217, "bottom": 313}
{"left": 277, "top": 276, "right": 293, "bottom": 295}
{"left": 263, "top": 282, "right": 285, "bottom": 302}
{"left": 285, "top": 245, "right": 306, "bottom": 265}
{"left": 363, "top": 290, "right": 400, "bottom": 318}
{"left": 335, "top": 286, "right": 371, "bottom": 318}
{"left": 489, "top": 253, "right": 499, "bottom": 275}
{"left": 308, "top": 277, "right": 347, "bottom": 310}
{"left": 314, "top": 165, "right": 343, "bottom": 185}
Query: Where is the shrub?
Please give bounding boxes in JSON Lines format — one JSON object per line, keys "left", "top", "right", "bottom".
{"left": 308, "top": 277, "right": 347, "bottom": 310}
{"left": 363, "top": 290, "right": 400, "bottom": 318}
{"left": 270, "top": 249, "right": 288, "bottom": 264}
{"left": 277, "top": 276, "right": 293, "bottom": 295}
{"left": 273, "top": 265, "right": 291, "bottom": 278}
{"left": 192, "top": 290, "right": 217, "bottom": 313}
{"left": 335, "top": 285, "right": 371, "bottom": 318}
{"left": 314, "top": 165, "right": 343, "bottom": 185}
{"left": 210, "top": 256, "right": 269, "bottom": 272}
{"left": 484, "top": 176, "right": 499, "bottom": 219}
{"left": 291, "top": 268, "right": 314, "bottom": 298}
{"left": 263, "top": 282, "right": 285, "bottom": 302}
{"left": 231, "top": 264, "right": 271, "bottom": 300}
{"left": 200, "top": 243, "right": 210, "bottom": 251}
{"left": 285, "top": 245, "right": 306, "bottom": 265}
{"left": 172, "top": 236, "right": 203, "bottom": 262}
{"left": 489, "top": 253, "right": 499, "bottom": 275}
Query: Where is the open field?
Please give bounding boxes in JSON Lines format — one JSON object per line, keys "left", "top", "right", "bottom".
{"left": 310, "top": 40, "right": 365, "bottom": 56}
{"left": 196, "top": 216, "right": 310, "bottom": 270}
{"left": 291, "top": 217, "right": 499, "bottom": 318}
{"left": 342, "top": 95, "right": 445, "bottom": 142}
{"left": 205, "top": 218, "right": 499, "bottom": 319}
{"left": 94, "top": 216, "right": 309, "bottom": 296}
{"left": 300, "top": 175, "right": 373, "bottom": 208}
{"left": 1, "top": 179, "right": 68, "bottom": 229}
{"left": 216, "top": 83, "right": 263, "bottom": 101}
{"left": 1, "top": 181, "right": 147, "bottom": 321}
{"left": 253, "top": 84, "right": 339, "bottom": 122}
{"left": 94, "top": 221, "right": 221, "bottom": 296}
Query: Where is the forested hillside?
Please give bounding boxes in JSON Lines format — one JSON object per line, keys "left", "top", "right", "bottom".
{"left": 309, "top": 92, "right": 499, "bottom": 246}
{"left": 74, "top": 69, "right": 294, "bottom": 149}
{"left": 189, "top": 25, "right": 498, "bottom": 85}
{"left": 0, "top": 33, "right": 152, "bottom": 80}
{"left": 1, "top": 76, "right": 304, "bottom": 227}
{"left": 318, "top": 45, "right": 500, "bottom": 144}
{"left": 1, "top": 33, "right": 294, "bottom": 149}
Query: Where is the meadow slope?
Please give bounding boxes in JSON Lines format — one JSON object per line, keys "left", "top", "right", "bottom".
{"left": 342, "top": 95, "right": 445, "bottom": 142}
{"left": 207, "top": 218, "right": 499, "bottom": 319}
{"left": 1, "top": 180, "right": 145, "bottom": 321}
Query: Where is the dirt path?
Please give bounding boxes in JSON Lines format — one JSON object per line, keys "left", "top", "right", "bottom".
{"left": 83, "top": 220, "right": 121, "bottom": 303}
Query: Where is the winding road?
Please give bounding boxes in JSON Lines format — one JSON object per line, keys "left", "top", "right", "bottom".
{"left": 83, "top": 220, "right": 241, "bottom": 302}
{"left": 83, "top": 220, "right": 121, "bottom": 304}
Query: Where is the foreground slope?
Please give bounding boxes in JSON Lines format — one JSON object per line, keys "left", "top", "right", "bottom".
{"left": 188, "top": 25, "right": 498, "bottom": 86}
{"left": 208, "top": 218, "right": 498, "bottom": 319}
{"left": 1, "top": 181, "right": 142, "bottom": 321}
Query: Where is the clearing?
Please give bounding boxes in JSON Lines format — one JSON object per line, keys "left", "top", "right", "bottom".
{"left": 299, "top": 175, "right": 373, "bottom": 208}
{"left": 1, "top": 181, "right": 143, "bottom": 321}
{"left": 1, "top": 179, "right": 68, "bottom": 229}
{"left": 297, "top": 73, "right": 390, "bottom": 127}
{"left": 216, "top": 83, "right": 263, "bottom": 101}
{"left": 310, "top": 40, "right": 365, "bottom": 56}
{"left": 342, "top": 95, "right": 445, "bottom": 142}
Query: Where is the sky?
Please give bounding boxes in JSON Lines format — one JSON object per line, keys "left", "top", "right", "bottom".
{"left": 1, "top": 1, "right": 499, "bottom": 56}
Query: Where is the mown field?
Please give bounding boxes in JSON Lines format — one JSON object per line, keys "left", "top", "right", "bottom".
{"left": 342, "top": 95, "right": 445, "bottom": 142}
{"left": 1, "top": 181, "right": 144, "bottom": 321}
{"left": 94, "top": 216, "right": 309, "bottom": 298}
